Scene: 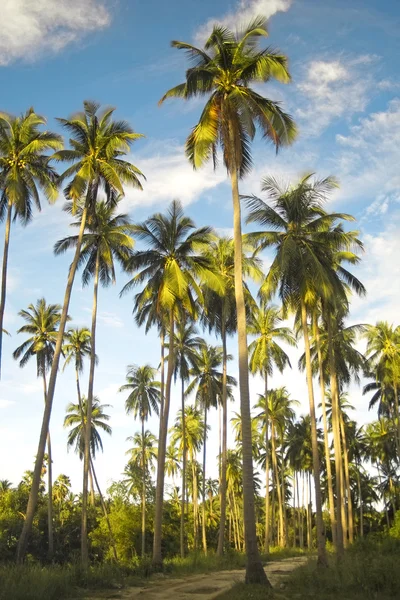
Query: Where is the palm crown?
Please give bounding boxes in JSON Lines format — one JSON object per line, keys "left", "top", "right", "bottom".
{"left": 120, "top": 364, "right": 161, "bottom": 422}
{"left": 64, "top": 396, "right": 111, "bottom": 459}
{"left": 160, "top": 17, "right": 296, "bottom": 175}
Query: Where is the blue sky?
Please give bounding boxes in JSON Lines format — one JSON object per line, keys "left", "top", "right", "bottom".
{"left": 0, "top": 0, "right": 399, "bottom": 494}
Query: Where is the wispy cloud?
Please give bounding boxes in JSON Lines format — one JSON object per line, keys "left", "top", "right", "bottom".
{"left": 98, "top": 311, "right": 124, "bottom": 329}
{"left": 195, "top": 0, "right": 292, "bottom": 45}
{"left": 0, "top": 0, "right": 111, "bottom": 66}
{"left": 0, "top": 399, "right": 14, "bottom": 409}
{"left": 123, "top": 142, "right": 226, "bottom": 210}
{"left": 296, "top": 55, "right": 379, "bottom": 135}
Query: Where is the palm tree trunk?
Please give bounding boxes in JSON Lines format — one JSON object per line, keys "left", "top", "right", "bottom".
{"left": 271, "top": 424, "right": 284, "bottom": 547}
{"left": 180, "top": 376, "right": 186, "bottom": 558}
{"left": 152, "top": 309, "right": 175, "bottom": 568}
{"left": 202, "top": 407, "right": 207, "bottom": 555}
{"left": 217, "top": 321, "right": 228, "bottom": 555}
{"left": 17, "top": 202, "right": 89, "bottom": 563}
{"left": 141, "top": 418, "right": 146, "bottom": 557}
{"left": 394, "top": 383, "right": 400, "bottom": 460}
{"left": 81, "top": 247, "right": 100, "bottom": 568}
{"left": 314, "top": 314, "right": 337, "bottom": 547}
{"left": 192, "top": 457, "right": 198, "bottom": 549}
{"left": 357, "top": 468, "right": 363, "bottom": 537}
{"left": 271, "top": 476, "right": 276, "bottom": 546}
{"left": 340, "top": 413, "right": 354, "bottom": 543}
{"left": 300, "top": 299, "right": 327, "bottom": 566}
{"left": 90, "top": 457, "right": 118, "bottom": 562}
{"left": 281, "top": 459, "right": 288, "bottom": 547}
{"left": 263, "top": 372, "right": 270, "bottom": 554}
{"left": 308, "top": 473, "right": 312, "bottom": 548}
{"left": 89, "top": 466, "right": 95, "bottom": 506}
{"left": 42, "top": 370, "right": 54, "bottom": 561}
{"left": 299, "top": 473, "right": 304, "bottom": 549}
{"left": 159, "top": 326, "right": 165, "bottom": 441}
{"left": 230, "top": 161, "right": 268, "bottom": 585}
{"left": 327, "top": 314, "right": 345, "bottom": 557}
{"left": 293, "top": 472, "right": 297, "bottom": 547}
{"left": 0, "top": 198, "right": 12, "bottom": 378}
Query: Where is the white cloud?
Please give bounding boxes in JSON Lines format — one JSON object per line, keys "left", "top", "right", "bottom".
{"left": 98, "top": 311, "right": 124, "bottom": 329}
{"left": 195, "top": 0, "right": 292, "bottom": 45}
{"left": 0, "top": 399, "right": 14, "bottom": 409}
{"left": 296, "top": 55, "right": 378, "bottom": 135}
{"left": 123, "top": 142, "right": 226, "bottom": 210}
{"left": 334, "top": 99, "right": 400, "bottom": 203}
{"left": 0, "top": 0, "right": 110, "bottom": 66}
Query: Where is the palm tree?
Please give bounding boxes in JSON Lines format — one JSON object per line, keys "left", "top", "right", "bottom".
{"left": 13, "top": 298, "right": 63, "bottom": 559}
{"left": 17, "top": 102, "right": 144, "bottom": 563}
{"left": 186, "top": 342, "right": 236, "bottom": 554}
{"left": 170, "top": 405, "right": 205, "bottom": 550}
{"left": 121, "top": 200, "right": 220, "bottom": 568}
{"left": 160, "top": 17, "right": 296, "bottom": 585}
{"left": 0, "top": 108, "right": 62, "bottom": 376}
{"left": 56, "top": 198, "right": 135, "bottom": 559}
{"left": 255, "top": 388, "right": 298, "bottom": 548}
{"left": 63, "top": 327, "right": 92, "bottom": 408}
{"left": 119, "top": 364, "right": 160, "bottom": 556}
{"left": 248, "top": 301, "right": 295, "bottom": 551}
{"left": 171, "top": 320, "right": 203, "bottom": 557}
{"left": 201, "top": 236, "right": 262, "bottom": 555}
{"left": 245, "top": 173, "right": 365, "bottom": 564}
{"left": 64, "top": 396, "right": 112, "bottom": 458}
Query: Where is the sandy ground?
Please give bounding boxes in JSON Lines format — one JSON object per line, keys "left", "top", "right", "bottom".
{"left": 87, "top": 556, "right": 308, "bottom": 600}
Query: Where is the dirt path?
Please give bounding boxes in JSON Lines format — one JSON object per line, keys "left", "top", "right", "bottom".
{"left": 89, "top": 556, "right": 308, "bottom": 600}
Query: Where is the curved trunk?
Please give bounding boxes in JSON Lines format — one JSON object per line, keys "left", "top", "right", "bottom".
{"left": 17, "top": 202, "right": 89, "bottom": 563}
{"left": 263, "top": 373, "right": 270, "bottom": 553}
{"left": 230, "top": 160, "right": 268, "bottom": 585}
{"left": 0, "top": 198, "right": 12, "bottom": 379}
{"left": 152, "top": 309, "right": 175, "bottom": 568}
{"left": 327, "top": 315, "right": 345, "bottom": 556}
{"left": 42, "top": 370, "right": 54, "bottom": 561}
{"left": 314, "top": 313, "right": 337, "bottom": 547}
{"left": 90, "top": 457, "right": 118, "bottom": 561}
{"left": 300, "top": 299, "right": 327, "bottom": 566}
{"left": 180, "top": 376, "right": 186, "bottom": 558}
{"left": 202, "top": 407, "right": 207, "bottom": 554}
{"left": 217, "top": 321, "right": 228, "bottom": 555}
{"left": 141, "top": 418, "right": 146, "bottom": 557}
{"left": 81, "top": 248, "right": 100, "bottom": 568}
{"left": 340, "top": 413, "right": 354, "bottom": 543}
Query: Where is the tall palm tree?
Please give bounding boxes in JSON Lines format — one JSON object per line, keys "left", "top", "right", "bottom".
{"left": 186, "top": 342, "right": 236, "bottom": 554}
{"left": 201, "top": 235, "right": 262, "bottom": 555}
{"left": 17, "top": 102, "right": 144, "bottom": 563}
{"left": 13, "top": 298, "right": 63, "bottom": 559}
{"left": 63, "top": 327, "right": 92, "bottom": 408}
{"left": 170, "top": 405, "right": 205, "bottom": 550}
{"left": 171, "top": 320, "right": 203, "bottom": 557}
{"left": 64, "top": 396, "right": 112, "bottom": 458}
{"left": 121, "top": 200, "right": 220, "bottom": 568}
{"left": 248, "top": 301, "right": 295, "bottom": 551}
{"left": 0, "top": 108, "right": 62, "bottom": 376}
{"left": 245, "top": 173, "right": 364, "bottom": 564}
{"left": 56, "top": 198, "right": 135, "bottom": 564}
{"left": 119, "top": 364, "right": 160, "bottom": 556}
{"left": 160, "top": 17, "right": 296, "bottom": 585}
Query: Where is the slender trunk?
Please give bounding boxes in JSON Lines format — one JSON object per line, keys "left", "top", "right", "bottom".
{"left": 357, "top": 467, "right": 363, "bottom": 537}
{"left": 17, "top": 203, "right": 89, "bottom": 563}
{"left": 394, "top": 383, "right": 400, "bottom": 461}
{"left": 158, "top": 327, "right": 165, "bottom": 443}
{"left": 299, "top": 473, "right": 304, "bottom": 549}
{"left": 202, "top": 407, "right": 207, "bottom": 554}
{"left": 305, "top": 473, "right": 310, "bottom": 548}
{"left": 293, "top": 473, "right": 297, "bottom": 548}
{"left": 271, "top": 424, "right": 284, "bottom": 547}
{"left": 300, "top": 300, "right": 327, "bottom": 566}
{"left": 282, "top": 459, "right": 287, "bottom": 547}
{"left": 327, "top": 314, "right": 344, "bottom": 558}
{"left": 90, "top": 457, "right": 118, "bottom": 562}
{"left": 218, "top": 404, "right": 222, "bottom": 484}
{"left": 89, "top": 466, "right": 95, "bottom": 506}
{"left": 180, "top": 376, "right": 186, "bottom": 558}
{"left": 141, "top": 418, "right": 146, "bottom": 557}
{"left": 81, "top": 248, "right": 100, "bottom": 568}
{"left": 42, "top": 370, "right": 54, "bottom": 561}
{"left": 339, "top": 434, "right": 348, "bottom": 548}
{"left": 230, "top": 162, "right": 268, "bottom": 585}
{"left": 217, "top": 321, "right": 228, "bottom": 555}
{"left": 314, "top": 314, "right": 337, "bottom": 547}
{"left": 233, "top": 492, "right": 241, "bottom": 551}
{"left": 152, "top": 309, "right": 175, "bottom": 568}
{"left": 263, "top": 373, "right": 270, "bottom": 554}
{"left": 340, "top": 413, "right": 354, "bottom": 543}
{"left": 271, "top": 477, "right": 276, "bottom": 546}
{"left": 0, "top": 199, "right": 12, "bottom": 378}
{"left": 192, "top": 456, "right": 198, "bottom": 549}
{"left": 308, "top": 474, "right": 312, "bottom": 548}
